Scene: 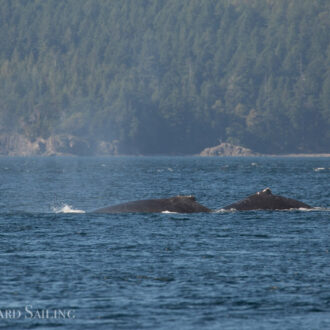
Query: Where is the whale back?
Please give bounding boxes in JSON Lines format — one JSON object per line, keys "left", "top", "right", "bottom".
{"left": 93, "top": 195, "right": 211, "bottom": 213}
{"left": 223, "top": 188, "right": 311, "bottom": 210}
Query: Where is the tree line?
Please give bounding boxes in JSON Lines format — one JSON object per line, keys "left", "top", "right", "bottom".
{"left": 0, "top": 0, "right": 329, "bottom": 154}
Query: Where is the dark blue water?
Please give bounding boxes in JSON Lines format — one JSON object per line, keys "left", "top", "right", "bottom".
{"left": 0, "top": 156, "right": 329, "bottom": 329}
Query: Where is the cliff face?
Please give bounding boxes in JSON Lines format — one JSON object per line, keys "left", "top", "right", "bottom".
{"left": 0, "top": 135, "right": 39, "bottom": 156}
{"left": 0, "top": 134, "right": 118, "bottom": 156}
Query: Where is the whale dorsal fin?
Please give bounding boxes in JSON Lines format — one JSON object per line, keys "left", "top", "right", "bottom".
{"left": 187, "top": 195, "right": 196, "bottom": 201}
{"left": 176, "top": 195, "right": 196, "bottom": 201}
{"left": 262, "top": 188, "right": 272, "bottom": 195}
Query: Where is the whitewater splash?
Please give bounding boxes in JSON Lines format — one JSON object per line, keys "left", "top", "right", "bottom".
{"left": 53, "top": 205, "right": 86, "bottom": 214}
{"left": 51, "top": 205, "right": 329, "bottom": 214}
{"left": 215, "top": 208, "right": 236, "bottom": 213}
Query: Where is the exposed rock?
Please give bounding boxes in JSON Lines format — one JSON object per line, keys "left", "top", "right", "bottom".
{"left": 200, "top": 142, "right": 260, "bottom": 156}
{"left": 0, "top": 134, "right": 119, "bottom": 156}
{"left": 96, "top": 140, "right": 119, "bottom": 155}
{"left": 0, "top": 134, "right": 40, "bottom": 156}
{"left": 44, "top": 135, "right": 92, "bottom": 156}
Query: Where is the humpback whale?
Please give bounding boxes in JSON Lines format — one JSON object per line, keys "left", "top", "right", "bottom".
{"left": 93, "top": 188, "right": 312, "bottom": 213}
{"left": 223, "top": 188, "right": 312, "bottom": 211}
{"left": 93, "top": 195, "right": 212, "bottom": 213}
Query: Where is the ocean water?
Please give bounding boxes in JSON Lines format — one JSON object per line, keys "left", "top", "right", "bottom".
{"left": 0, "top": 156, "right": 329, "bottom": 329}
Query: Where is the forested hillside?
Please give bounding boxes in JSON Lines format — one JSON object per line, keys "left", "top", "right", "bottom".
{"left": 0, "top": 0, "right": 329, "bottom": 154}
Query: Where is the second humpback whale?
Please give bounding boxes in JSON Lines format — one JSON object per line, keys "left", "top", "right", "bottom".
{"left": 92, "top": 188, "right": 312, "bottom": 213}
{"left": 222, "top": 188, "right": 312, "bottom": 211}
{"left": 93, "top": 195, "right": 212, "bottom": 213}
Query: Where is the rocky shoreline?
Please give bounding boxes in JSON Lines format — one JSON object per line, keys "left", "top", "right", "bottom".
{"left": 199, "top": 143, "right": 330, "bottom": 157}
{"left": 273, "top": 153, "right": 330, "bottom": 157}
{"left": 0, "top": 135, "right": 329, "bottom": 157}
{"left": 0, "top": 134, "right": 119, "bottom": 156}
{"left": 199, "top": 142, "right": 260, "bottom": 157}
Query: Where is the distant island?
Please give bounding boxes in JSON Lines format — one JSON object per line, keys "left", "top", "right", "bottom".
{"left": 0, "top": 1, "right": 329, "bottom": 156}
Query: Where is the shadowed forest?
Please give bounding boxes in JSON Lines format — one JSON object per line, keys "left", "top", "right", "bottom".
{"left": 0, "top": 0, "right": 329, "bottom": 154}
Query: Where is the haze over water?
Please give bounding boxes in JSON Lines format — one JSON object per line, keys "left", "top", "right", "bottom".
{"left": 0, "top": 156, "right": 329, "bottom": 329}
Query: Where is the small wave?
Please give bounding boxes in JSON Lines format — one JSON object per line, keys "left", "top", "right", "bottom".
{"left": 313, "top": 167, "right": 326, "bottom": 172}
{"left": 215, "top": 207, "right": 329, "bottom": 213}
{"left": 214, "top": 208, "right": 236, "bottom": 213}
{"left": 157, "top": 168, "right": 173, "bottom": 173}
{"left": 285, "top": 207, "right": 330, "bottom": 212}
{"left": 53, "top": 205, "right": 85, "bottom": 214}
{"left": 162, "top": 210, "right": 178, "bottom": 214}
{"left": 299, "top": 207, "right": 330, "bottom": 212}
{"left": 290, "top": 207, "right": 316, "bottom": 212}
